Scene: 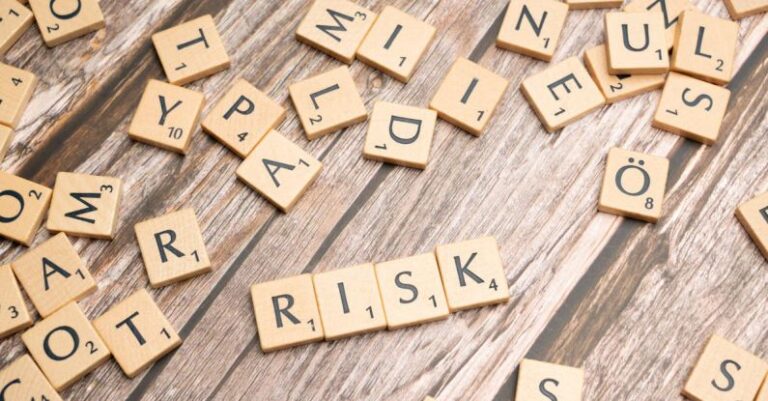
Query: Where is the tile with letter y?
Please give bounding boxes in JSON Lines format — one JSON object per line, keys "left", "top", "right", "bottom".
{"left": 584, "top": 44, "right": 665, "bottom": 104}
{"left": 604, "top": 12, "right": 669, "bottom": 75}
{"left": 363, "top": 102, "right": 437, "bottom": 169}
{"left": 0, "top": 263, "right": 32, "bottom": 339}
{"left": 671, "top": 11, "right": 738, "bottom": 85}
{"left": 296, "top": 0, "right": 376, "bottom": 64}
{"left": 46, "top": 172, "right": 122, "bottom": 239}
{"left": 0, "top": 62, "right": 37, "bottom": 128}
{"left": 0, "top": 0, "right": 34, "bottom": 56}
{"left": 598, "top": 148, "right": 669, "bottom": 223}
{"left": 28, "top": 0, "right": 104, "bottom": 47}
{"left": 496, "top": 0, "right": 569, "bottom": 62}
{"left": 736, "top": 192, "right": 768, "bottom": 261}
{"left": 0, "top": 171, "right": 51, "bottom": 245}
{"left": 516, "top": 359, "right": 584, "bottom": 401}
{"left": 0, "top": 354, "right": 63, "bottom": 401}
{"left": 624, "top": 0, "right": 693, "bottom": 49}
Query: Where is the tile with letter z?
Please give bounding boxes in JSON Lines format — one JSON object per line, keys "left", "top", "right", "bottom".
{"left": 516, "top": 359, "right": 584, "bottom": 401}
{"left": 296, "top": 0, "right": 376, "bottom": 64}
{"left": 28, "top": 0, "right": 104, "bottom": 47}
{"left": 736, "top": 192, "right": 768, "bottom": 261}
{"left": 46, "top": 172, "right": 123, "bottom": 239}
{"left": 496, "top": 0, "right": 569, "bottom": 62}
{"left": 598, "top": 147, "right": 669, "bottom": 223}
{"left": 363, "top": 101, "right": 437, "bottom": 169}
{"left": 0, "top": 171, "right": 51, "bottom": 245}
{"left": 0, "top": 354, "right": 63, "bottom": 401}
{"left": 0, "top": 263, "right": 32, "bottom": 338}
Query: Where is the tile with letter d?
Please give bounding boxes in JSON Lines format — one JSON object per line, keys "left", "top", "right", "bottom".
{"left": 624, "top": 0, "right": 693, "bottom": 49}
{"left": 496, "top": 0, "right": 569, "bottom": 62}
{"left": 605, "top": 12, "right": 669, "bottom": 75}
{"left": 28, "top": 0, "right": 104, "bottom": 47}
{"left": 724, "top": 0, "right": 768, "bottom": 18}
{"left": 296, "top": 0, "right": 376, "bottom": 64}
{"left": 565, "top": 0, "right": 622, "bottom": 8}
{"left": 0, "top": 264, "right": 32, "bottom": 338}
{"left": 0, "top": 0, "right": 33, "bottom": 55}
{"left": 0, "top": 171, "right": 51, "bottom": 245}
{"left": 0, "top": 62, "right": 37, "bottom": 128}
{"left": 736, "top": 192, "right": 768, "bottom": 261}
{"left": 584, "top": 44, "right": 665, "bottom": 104}
{"left": 0, "top": 354, "right": 63, "bottom": 401}
{"left": 671, "top": 11, "right": 738, "bottom": 85}
{"left": 363, "top": 101, "right": 437, "bottom": 169}
{"left": 598, "top": 148, "right": 668, "bottom": 223}
{"left": 46, "top": 172, "right": 122, "bottom": 239}
{"left": 516, "top": 359, "right": 584, "bottom": 401}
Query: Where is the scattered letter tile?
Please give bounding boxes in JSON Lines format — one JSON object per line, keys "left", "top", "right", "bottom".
{"left": 624, "top": 0, "right": 693, "bottom": 49}
{"left": 0, "top": 125, "right": 13, "bottom": 160}
{"left": 757, "top": 376, "right": 768, "bottom": 401}
{"left": 671, "top": 11, "right": 738, "bottom": 85}
{"left": 363, "top": 101, "right": 437, "bottom": 169}
{"left": 516, "top": 359, "right": 584, "bottom": 401}
{"left": 0, "top": 264, "right": 32, "bottom": 338}
{"left": 598, "top": 147, "right": 669, "bottom": 223}
{"left": 0, "top": 171, "right": 51, "bottom": 245}
{"left": 724, "top": 0, "right": 768, "bottom": 18}
{"left": 46, "top": 172, "right": 122, "bottom": 239}
{"left": 605, "top": 12, "right": 669, "bottom": 74}
{"left": 736, "top": 192, "right": 768, "bottom": 260}
{"left": 496, "top": 0, "right": 569, "bottom": 61}
{"left": 565, "top": 0, "right": 622, "bottom": 9}
{"left": 0, "top": 0, "right": 33, "bottom": 55}
{"left": 0, "top": 62, "right": 37, "bottom": 128}
{"left": 0, "top": 354, "right": 63, "bottom": 401}
{"left": 28, "top": 0, "right": 104, "bottom": 47}
{"left": 296, "top": 0, "right": 376, "bottom": 64}
{"left": 584, "top": 44, "right": 665, "bottom": 103}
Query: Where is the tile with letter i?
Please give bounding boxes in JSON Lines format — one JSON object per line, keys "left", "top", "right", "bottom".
{"left": 152, "top": 15, "right": 230, "bottom": 86}
{"left": 598, "top": 148, "right": 668, "bottom": 223}
{"left": 93, "top": 289, "right": 182, "bottom": 378}
{"left": 0, "top": 62, "right": 37, "bottom": 128}
{"left": 0, "top": 125, "right": 13, "bottom": 160}
{"left": 46, "top": 172, "right": 122, "bottom": 239}
{"left": 0, "top": 171, "right": 51, "bottom": 245}
{"left": 251, "top": 274, "right": 324, "bottom": 352}
{"left": 295, "top": 0, "right": 376, "bottom": 64}
{"left": 671, "top": 11, "right": 738, "bottom": 85}
{"left": 0, "top": 0, "right": 33, "bottom": 56}
{"left": 0, "top": 264, "right": 32, "bottom": 339}
{"left": 496, "top": 0, "right": 569, "bottom": 62}
{"left": 363, "top": 102, "right": 437, "bottom": 169}
{"left": 28, "top": 0, "right": 104, "bottom": 47}
{"left": 584, "top": 44, "right": 665, "bottom": 104}
{"left": 516, "top": 359, "right": 584, "bottom": 401}
{"left": 724, "top": 0, "right": 768, "bottom": 18}
{"left": 0, "top": 354, "right": 63, "bottom": 401}
{"left": 565, "top": 0, "right": 622, "bottom": 9}
{"left": 736, "top": 192, "right": 768, "bottom": 261}
{"left": 604, "top": 12, "right": 669, "bottom": 74}
{"left": 682, "top": 335, "right": 768, "bottom": 401}
{"left": 652, "top": 72, "right": 730, "bottom": 145}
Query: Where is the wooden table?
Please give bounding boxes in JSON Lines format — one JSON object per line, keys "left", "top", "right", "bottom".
{"left": 1, "top": 1, "right": 767, "bottom": 400}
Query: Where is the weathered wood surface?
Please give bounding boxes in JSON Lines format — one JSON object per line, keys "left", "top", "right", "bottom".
{"left": 1, "top": 0, "right": 767, "bottom": 400}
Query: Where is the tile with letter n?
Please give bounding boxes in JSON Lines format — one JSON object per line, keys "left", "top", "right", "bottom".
{"left": 434, "top": 236, "right": 510, "bottom": 312}
{"left": 295, "top": 0, "right": 376, "bottom": 64}
{"left": 652, "top": 72, "right": 730, "bottom": 145}
{"left": 0, "top": 354, "right": 63, "bottom": 401}
{"left": 28, "top": 0, "right": 104, "bottom": 47}
{"left": 496, "top": 0, "right": 569, "bottom": 62}
{"left": 251, "top": 274, "right": 324, "bottom": 352}
{"left": 736, "top": 192, "right": 768, "bottom": 261}
{"left": 0, "top": 125, "right": 13, "bottom": 161}
{"left": 671, "top": 11, "right": 738, "bottom": 85}
{"left": 520, "top": 57, "right": 605, "bottom": 132}
{"left": 724, "top": 0, "right": 768, "bottom": 18}
{"left": 624, "top": 0, "right": 693, "bottom": 50}
{"left": 604, "top": 12, "right": 669, "bottom": 75}
{"left": 46, "top": 172, "right": 122, "bottom": 239}
{"left": 128, "top": 79, "right": 205, "bottom": 154}
{"left": 363, "top": 102, "right": 437, "bottom": 169}
{"left": 134, "top": 208, "right": 211, "bottom": 288}
{"left": 565, "top": 0, "right": 622, "bottom": 9}
{"left": 93, "top": 289, "right": 182, "bottom": 378}
{"left": 21, "top": 302, "right": 111, "bottom": 391}
{"left": 598, "top": 148, "right": 669, "bottom": 223}
{"left": 584, "top": 44, "right": 665, "bottom": 104}
{"left": 516, "top": 359, "right": 584, "bottom": 401}
{"left": 152, "top": 15, "right": 230, "bottom": 86}
{"left": 0, "top": 264, "right": 32, "bottom": 339}
{"left": 0, "top": 0, "right": 33, "bottom": 56}
{"left": 0, "top": 171, "right": 51, "bottom": 245}
{"left": 0, "top": 62, "right": 37, "bottom": 128}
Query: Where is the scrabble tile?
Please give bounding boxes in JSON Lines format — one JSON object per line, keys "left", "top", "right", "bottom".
{"left": 0, "top": 124, "right": 14, "bottom": 161}
{"left": 671, "top": 11, "right": 738, "bottom": 85}
{"left": 605, "top": 12, "right": 669, "bottom": 74}
{"left": 93, "top": 289, "right": 182, "bottom": 378}
{"left": 724, "top": 0, "right": 768, "bottom": 18}
{"left": 682, "top": 335, "right": 768, "bottom": 401}
{"left": 236, "top": 130, "right": 322, "bottom": 213}
{"left": 565, "top": 0, "right": 622, "bottom": 9}
{"left": 0, "top": 354, "right": 63, "bottom": 401}
{"left": 21, "top": 302, "right": 110, "bottom": 390}
{"left": 363, "top": 101, "right": 437, "bottom": 169}
{"left": 374, "top": 253, "right": 449, "bottom": 330}
{"left": 0, "top": 171, "right": 51, "bottom": 245}
{"left": 127, "top": 79, "right": 205, "bottom": 154}
{"left": 496, "top": 0, "right": 569, "bottom": 61}
{"left": 652, "top": 72, "right": 730, "bottom": 144}
{"left": 584, "top": 44, "right": 665, "bottom": 103}
{"left": 46, "top": 172, "right": 122, "bottom": 239}
{"left": 295, "top": 0, "right": 376, "bottom": 64}
{"left": 0, "top": 264, "right": 32, "bottom": 338}
{"left": 757, "top": 376, "right": 768, "bottom": 401}
{"left": 152, "top": 15, "right": 230, "bottom": 85}
{"left": 201, "top": 79, "right": 286, "bottom": 158}
{"left": 736, "top": 192, "right": 768, "bottom": 260}
{"left": 313, "top": 263, "right": 387, "bottom": 340}
{"left": 28, "top": 0, "right": 104, "bottom": 47}
{"left": 624, "top": 0, "right": 693, "bottom": 49}
{"left": 134, "top": 208, "right": 211, "bottom": 288}
{"left": 0, "top": 62, "right": 37, "bottom": 128}
{"left": 520, "top": 57, "right": 605, "bottom": 132}
{"left": 598, "top": 148, "right": 669, "bottom": 223}
{"left": 516, "top": 359, "right": 584, "bottom": 401}
{"left": 251, "top": 274, "right": 324, "bottom": 352}
{"left": 434, "top": 236, "right": 510, "bottom": 312}
{"left": 429, "top": 58, "right": 509, "bottom": 136}
{"left": 424, "top": 397, "right": 437, "bottom": 401}
{"left": 356, "top": 6, "right": 436, "bottom": 82}
{"left": 0, "top": 0, "right": 33, "bottom": 56}
{"left": 289, "top": 66, "right": 367, "bottom": 140}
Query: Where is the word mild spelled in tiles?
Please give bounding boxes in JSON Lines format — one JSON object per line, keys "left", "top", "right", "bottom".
{"left": 28, "top": 0, "right": 104, "bottom": 47}
{"left": 584, "top": 44, "right": 665, "bottom": 104}
{"left": 604, "top": 12, "right": 668, "bottom": 75}
{"left": 363, "top": 101, "right": 437, "bottom": 169}
{"left": 0, "top": 264, "right": 32, "bottom": 338}
{"left": 0, "top": 0, "right": 33, "bottom": 55}
{"left": 496, "top": 0, "right": 569, "bottom": 62}
{"left": 0, "top": 62, "right": 37, "bottom": 128}
{"left": 671, "top": 11, "right": 738, "bottom": 85}
{"left": 0, "top": 354, "right": 63, "bottom": 401}
{"left": 516, "top": 359, "right": 584, "bottom": 401}
{"left": 736, "top": 192, "right": 768, "bottom": 260}
{"left": 296, "top": 0, "right": 376, "bottom": 64}
{"left": 0, "top": 171, "right": 51, "bottom": 245}
{"left": 46, "top": 172, "right": 123, "bottom": 239}
{"left": 598, "top": 148, "right": 669, "bottom": 223}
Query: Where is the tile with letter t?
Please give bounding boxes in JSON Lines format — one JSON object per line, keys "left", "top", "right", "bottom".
{"left": 0, "top": 62, "right": 37, "bottom": 128}
{"left": 251, "top": 274, "right": 324, "bottom": 352}
{"left": 683, "top": 335, "right": 768, "bottom": 401}
{"left": 736, "top": 192, "right": 768, "bottom": 261}
{"left": 521, "top": 57, "right": 605, "bottom": 132}
{"left": 28, "top": 0, "right": 104, "bottom": 47}
{"left": 624, "top": 0, "right": 693, "bottom": 49}
{"left": 598, "top": 148, "right": 668, "bottom": 223}
{"left": 152, "top": 15, "right": 231, "bottom": 85}
{"left": 565, "top": 0, "right": 622, "bottom": 9}
{"left": 128, "top": 79, "right": 205, "bottom": 154}
{"left": 93, "top": 289, "right": 182, "bottom": 378}
{"left": 363, "top": 102, "right": 437, "bottom": 169}
{"left": 295, "top": 0, "right": 376, "bottom": 64}
{"left": 434, "top": 236, "right": 510, "bottom": 312}
{"left": 46, "top": 172, "right": 122, "bottom": 239}
{"left": 0, "top": 125, "right": 13, "bottom": 161}
{"left": 671, "top": 11, "right": 738, "bottom": 85}
{"left": 496, "top": 0, "right": 569, "bottom": 62}
{"left": 584, "top": 44, "right": 665, "bottom": 104}
{"left": 652, "top": 72, "right": 730, "bottom": 145}
{"left": 724, "top": 0, "right": 768, "bottom": 18}
{"left": 605, "top": 12, "right": 669, "bottom": 75}
{"left": 516, "top": 359, "right": 584, "bottom": 401}
{"left": 0, "top": 171, "right": 51, "bottom": 245}
{"left": 0, "top": 354, "right": 63, "bottom": 401}
{"left": 0, "top": 0, "right": 34, "bottom": 56}
{"left": 0, "top": 264, "right": 32, "bottom": 339}
{"left": 134, "top": 208, "right": 211, "bottom": 288}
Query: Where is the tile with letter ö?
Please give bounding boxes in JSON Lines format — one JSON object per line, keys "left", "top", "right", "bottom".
{"left": 0, "top": 62, "right": 37, "bottom": 128}
{"left": 28, "top": 0, "right": 104, "bottom": 47}
{"left": 0, "top": 171, "right": 51, "bottom": 245}
{"left": 624, "top": 0, "right": 693, "bottom": 49}
{"left": 671, "top": 10, "right": 738, "bottom": 85}
{"left": 598, "top": 148, "right": 669, "bottom": 223}
{"left": 516, "top": 359, "right": 584, "bottom": 401}
{"left": 736, "top": 192, "right": 768, "bottom": 261}
{"left": 723, "top": 0, "right": 768, "bottom": 18}
{"left": 584, "top": 44, "right": 665, "bottom": 104}
{"left": 0, "top": 263, "right": 32, "bottom": 339}
{"left": 0, "top": 354, "right": 63, "bottom": 401}
{"left": 604, "top": 12, "right": 669, "bottom": 75}
{"left": 363, "top": 101, "right": 437, "bottom": 169}
{"left": 496, "top": 0, "right": 569, "bottom": 61}
{"left": 0, "top": 0, "right": 33, "bottom": 56}
{"left": 46, "top": 172, "right": 123, "bottom": 239}
{"left": 296, "top": 0, "right": 376, "bottom": 64}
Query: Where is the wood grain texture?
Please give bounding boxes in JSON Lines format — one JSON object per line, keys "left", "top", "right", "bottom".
{"left": 0, "top": 1, "right": 766, "bottom": 400}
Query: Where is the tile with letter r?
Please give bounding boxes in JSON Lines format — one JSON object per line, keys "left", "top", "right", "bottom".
{"left": 671, "top": 10, "right": 738, "bottom": 85}
{"left": 724, "top": 0, "right": 768, "bottom": 18}
{"left": 584, "top": 44, "right": 665, "bottom": 104}
{"left": 28, "top": 0, "right": 104, "bottom": 47}
{"left": 736, "top": 192, "right": 768, "bottom": 261}
{"left": 0, "top": 263, "right": 32, "bottom": 339}
{"left": 598, "top": 147, "right": 668, "bottom": 223}
{"left": 0, "top": 354, "right": 63, "bottom": 401}
{"left": 295, "top": 0, "right": 376, "bottom": 64}
{"left": 0, "top": 62, "right": 37, "bottom": 128}
{"left": 0, "top": 171, "right": 51, "bottom": 245}
{"left": 604, "top": 12, "right": 669, "bottom": 75}
{"left": 624, "top": 0, "right": 693, "bottom": 49}
{"left": 496, "top": 0, "right": 569, "bottom": 62}
{"left": 46, "top": 172, "right": 122, "bottom": 239}
{"left": 363, "top": 101, "right": 437, "bottom": 169}
{"left": 0, "top": 0, "right": 33, "bottom": 56}
{"left": 516, "top": 359, "right": 584, "bottom": 401}
{"left": 565, "top": 0, "right": 622, "bottom": 9}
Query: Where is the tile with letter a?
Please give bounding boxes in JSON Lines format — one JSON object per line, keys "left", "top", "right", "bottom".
{"left": 496, "top": 0, "right": 569, "bottom": 62}
{"left": 671, "top": 11, "right": 738, "bottom": 85}
{"left": 652, "top": 72, "right": 730, "bottom": 144}
{"left": 604, "top": 12, "right": 669, "bottom": 74}
{"left": 295, "top": 0, "right": 376, "bottom": 64}
{"left": 0, "top": 354, "right": 63, "bottom": 401}
{"left": 520, "top": 57, "right": 605, "bottom": 132}
{"left": 0, "top": 0, "right": 33, "bottom": 56}
{"left": 434, "top": 236, "right": 510, "bottom": 312}
{"left": 624, "top": 0, "right": 693, "bottom": 49}
{"left": 598, "top": 148, "right": 668, "bottom": 223}
{"left": 724, "top": 0, "right": 768, "bottom": 18}
{"left": 584, "top": 44, "right": 665, "bottom": 104}
{"left": 93, "top": 289, "right": 182, "bottom": 378}
{"left": 251, "top": 274, "right": 324, "bottom": 352}
{"left": 516, "top": 359, "right": 584, "bottom": 401}
{"left": 0, "top": 62, "right": 36, "bottom": 128}
{"left": 0, "top": 264, "right": 32, "bottom": 338}
{"left": 363, "top": 101, "right": 437, "bottom": 169}
{"left": 134, "top": 208, "right": 211, "bottom": 288}
{"left": 565, "top": 0, "right": 622, "bottom": 9}
{"left": 0, "top": 171, "right": 51, "bottom": 246}
{"left": 21, "top": 302, "right": 111, "bottom": 391}
{"left": 152, "top": 15, "right": 230, "bottom": 85}
{"left": 736, "top": 192, "right": 768, "bottom": 261}
{"left": 28, "top": 0, "right": 104, "bottom": 47}
{"left": 46, "top": 172, "right": 122, "bottom": 239}
{"left": 0, "top": 125, "right": 13, "bottom": 161}
{"left": 682, "top": 335, "right": 768, "bottom": 401}
{"left": 236, "top": 130, "right": 322, "bottom": 213}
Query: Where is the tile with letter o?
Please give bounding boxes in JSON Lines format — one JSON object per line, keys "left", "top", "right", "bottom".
{"left": 28, "top": 0, "right": 104, "bottom": 47}
{"left": 0, "top": 171, "right": 51, "bottom": 245}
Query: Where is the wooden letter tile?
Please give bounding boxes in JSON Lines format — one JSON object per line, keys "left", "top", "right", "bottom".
{"left": 295, "top": 0, "right": 376, "bottom": 64}
{"left": 313, "top": 263, "right": 387, "bottom": 340}
{"left": 289, "top": 66, "right": 367, "bottom": 140}
{"left": 152, "top": 15, "right": 230, "bottom": 85}
{"left": 757, "top": 376, "right": 768, "bottom": 401}
{"left": 624, "top": 0, "right": 693, "bottom": 49}
{"left": 236, "top": 130, "right": 322, "bottom": 213}
{"left": 671, "top": 11, "right": 738, "bottom": 85}
{"left": 28, "top": 0, "right": 104, "bottom": 47}
{"left": 565, "top": 0, "right": 622, "bottom": 9}
{"left": 598, "top": 147, "right": 669, "bottom": 223}
{"left": 134, "top": 208, "right": 211, "bottom": 288}
{"left": 0, "top": 354, "right": 63, "bottom": 401}
{"left": 0, "top": 0, "right": 33, "bottom": 55}
{"left": 516, "top": 359, "right": 584, "bottom": 401}
{"left": 724, "top": 0, "right": 768, "bottom": 18}
{"left": 201, "top": 78, "right": 286, "bottom": 158}
{"left": 251, "top": 274, "right": 324, "bottom": 352}
{"left": 434, "top": 236, "right": 510, "bottom": 312}
{"left": 93, "top": 289, "right": 182, "bottom": 378}
{"left": 374, "top": 253, "right": 449, "bottom": 330}
{"left": 128, "top": 79, "right": 205, "bottom": 154}
{"left": 0, "top": 171, "right": 51, "bottom": 245}
{"left": 46, "top": 172, "right": 122, "bottom": 239}
{"left": 0, "top": 62, "right": 36, "bottom": 128}
{"left": 0, "top": 264, "right": 32, "bottom": 338}
{"left": 652, "top": 72, "right": 730, "bottom": 144}
{"left": 736, "top": 192, "right": 768, "bottom": 260}
{"left": 584, "top": 44, "right": 665, "bottom": 103}
{"left": 520, "top": 57, "right": 605, "bottom": 132}
{"left": 0, "top": 125, "right": 14, "bottom": 161}
{"left": 356, "top": 5, "right": 436, "bottom": 82}
{"left": 496, "top": 0, "right": 569, "bottom": 61}
{"left": 605, "top": 12, "right": 669, "bottom": 74}
{"left": 363, "top": 101, "right": 437, "bottom": 169}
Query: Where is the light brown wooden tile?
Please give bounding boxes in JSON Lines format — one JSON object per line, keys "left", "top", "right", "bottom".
{"left": 671, "top": 11, "right": 738, "bottom": 85}
{"left": 565, "top": 0, "right": 622, "bottom": 9}
{"left": 605, "top": 12, "right": 669, "bottom": 74}
{"left": 598, "top": 147, "right": 669, "bottom": 223}
{"left": 46, "top": 172, "right": 122, "bottom": 239}
{"left": 201, "top": 78, "right": 286, "bottom": 158}
{"left": 0, "top": 263, "right": 32, "bottom": 338}
{"left": 724, "top": 0, "right": 768, "bottom": 18}
{"left": 496, "top": 0, "right": 569, "bottom": 61}
{"left": 251, "top": 274, "right": 324, "bottom": 352}
{"left": 363, "top": 101, "right": 437, "bottom": 169}
{"left": 757, "top": 376, "right": 768, "bottom": 401}
{"left": 151, "top": 15, "right": 230, "bottom": 86}
{"left": 127, "top": 79, "right": 205, "bottom": 154}
{"left": 93, "top": 289, "right": 182, "bottom": 378}
{"left": 0, "top": 171, "right": 51, "bottom": 245}
{"left": 134, "top": 208, "right": 211, "bottom": 288}
{"left": 424, "top": 397, "right": 437, "bottom": 401}
{"left": 0, "top": 62, "right": 36, "bottom": 128}
{"left": 652, "top": 72, "right": 730, "bottom": 144}
{"left": 520, "top": 56, "right": 605, "bottom": 132}
{"left": 584, "top": 44, "right": 665, "bottom": 103}
{"left": 28, "top": 0, "right": 104, "bottom": 47}
{"left": 434, "top": 236, "right": 510, "bottom": 312}
{"left": 736, "top": 192, "right": 768, "bottom": 261}
{"left": 0, "top": 354, "right": 63, "bottom": 401}
{"left": 624, "top": 0, "right": 693, "bottom": 49}
{"left": 0, "top": 124, "right": 13, "bottom": 161}
{"left": 0, "top": 0, "right": 33, "bottom": 55}
{"left": 516, "top": 359, "right": 584, "bottom": 401}
{"left": 289, "top": 66, "right": 367, "bottom": 140}
{"left": 295, "top": 0, "right": 376, "bottom": 64}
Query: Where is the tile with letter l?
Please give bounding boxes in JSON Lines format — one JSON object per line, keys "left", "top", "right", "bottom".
{"left": 598, "top": 147, "right": 669, "bottom": 223}
{"left": 46, "top": 172, "right": 123, "bottom": 239}
{"left": 0, "top": 354, "right": 63, "bottom": 401}
{"left": 516, "top": 359, "right": 584, "bottom": 401}
{"left": 0, "top": 263, "right": 32, "bottom": 339}
{"left": 296, "top": 0, "right": 376, "bottom": 64}
{"left": 671, "top": 10, "right": 738, "bottom": 85}
{"left": 496, "top": 0, "right": 569, "bottom": 62}
{"left": 624, "top": 0, "right": 693, "bottom": 49}
{"left": 363, "top": 101, "right": 437, "bottom": 169}
{"left": 0, "top": 62, "right": 36, "bottom": 128}
{"left": 0, "top": 171, "right": 51, "bottom": 245}
{"left": 28, "top": 0, "right": 104, "bottom": 47}
{"left": 0, "top": 0, "right": 34, "bottom": 56}
{"left": 724, "top": 0, "right": 768, "bottom": 18}
{"left": 604, "top": 12, "right": 669, "bottom": 75}
{"left": 736, "top": 192, "right": 768, "bottom": 261}
{"left": 584, "top": 44, "right": 665, "bottom": 104}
